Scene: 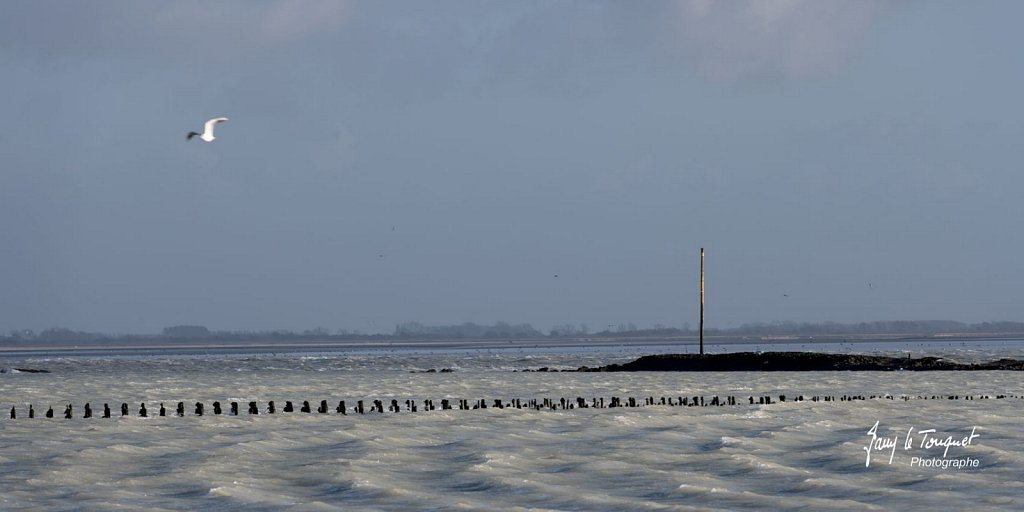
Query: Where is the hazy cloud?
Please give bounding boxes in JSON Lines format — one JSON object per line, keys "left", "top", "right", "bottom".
{"left": 0, "top": 1, "right": 352, "bottom": 64}
{"left": 155, "top": 0, "right": 352, "bottom": 44}
{"left": 674, "top": 0, "right": 879, "bottom": 81}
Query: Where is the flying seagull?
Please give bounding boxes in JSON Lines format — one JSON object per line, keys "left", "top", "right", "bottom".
{"left": 187, "top": 117, "right": 229, "bottom": 142}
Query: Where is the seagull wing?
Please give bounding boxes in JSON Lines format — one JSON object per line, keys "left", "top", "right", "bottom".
{"left": 202, "top": 117, "right": 229, "bottom": 137}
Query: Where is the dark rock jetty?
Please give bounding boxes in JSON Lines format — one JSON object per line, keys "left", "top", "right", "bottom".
{"left": 0, "top": 367, "right": 50, "bottom": 374}
{"left": 576, "top": 352, "right": 1024, "bottom": 372}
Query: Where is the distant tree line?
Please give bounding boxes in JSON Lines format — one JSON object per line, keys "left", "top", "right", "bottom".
{"left": 721, "top": 320, "right": 1024, "bottom": 336}
{"left": 3, "top": 320, "right": 1024, "bottom": 345}
{"left": 394, "top": 321, "right": 543, "bottom": 339}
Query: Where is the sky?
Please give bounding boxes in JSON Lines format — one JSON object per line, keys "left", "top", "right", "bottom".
{"left": 2, "top": 1, "right": 1023, "bottom": 334}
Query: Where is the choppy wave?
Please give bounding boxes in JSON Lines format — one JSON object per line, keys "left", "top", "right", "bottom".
{"left": 0, "top": 341, "right": 1022, "bottom": 510}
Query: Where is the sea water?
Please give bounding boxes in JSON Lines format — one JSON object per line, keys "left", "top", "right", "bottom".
{"left": 0, "top": 340, "right": 1022, "bottom": 511}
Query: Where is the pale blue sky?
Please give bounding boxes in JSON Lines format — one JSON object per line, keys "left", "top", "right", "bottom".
{"left": 2, "top": 1, "right": 1022, "bottom": 333}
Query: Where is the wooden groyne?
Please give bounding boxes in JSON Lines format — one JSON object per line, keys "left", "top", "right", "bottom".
{"left": 5, "top": 393, "right": 1021, "bottom": 420}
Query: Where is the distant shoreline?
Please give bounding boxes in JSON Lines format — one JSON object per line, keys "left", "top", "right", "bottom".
{"left": 2, "top": 332, "right": 1023, "bottom": 357}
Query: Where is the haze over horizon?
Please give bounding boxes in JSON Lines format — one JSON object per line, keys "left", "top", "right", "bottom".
{"left": 3, "top": 2, "right": 1023, "bottom": 335}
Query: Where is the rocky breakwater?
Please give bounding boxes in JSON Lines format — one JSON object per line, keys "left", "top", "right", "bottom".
{"left": 576, "top": 352, "right": 1024, "bottom": 372}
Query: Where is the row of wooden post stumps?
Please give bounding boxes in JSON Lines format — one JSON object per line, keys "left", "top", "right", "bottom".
{"left": 5, "top": 393, "right": 1021, "bottom": 419}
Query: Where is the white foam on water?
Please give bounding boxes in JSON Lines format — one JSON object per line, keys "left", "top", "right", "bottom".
{"left": 0, "top": 342, "right": 1022, "bottom": 510}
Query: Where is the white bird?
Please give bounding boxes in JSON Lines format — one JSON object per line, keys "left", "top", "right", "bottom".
{"left": 187, "top": 117, "right": 229, "bottom": 142}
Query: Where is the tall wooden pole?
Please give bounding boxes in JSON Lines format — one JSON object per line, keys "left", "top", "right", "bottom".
{"left": 700, "top": 247, "right": 704, "bottom": 355}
